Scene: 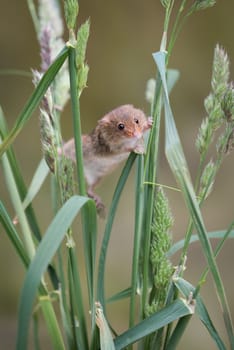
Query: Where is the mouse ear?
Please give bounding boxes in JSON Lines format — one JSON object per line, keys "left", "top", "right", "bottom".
{"left": 98, "top": 114, "right": 111, "bottom": 125}
{"left": 101, "top": 115, "right": 110, "bottom": 122}
{"left": 120, "top": 104, "right": 134, "bottom": 109}
{"left": 98, "top": 114, "right": 110, "bottom": 125}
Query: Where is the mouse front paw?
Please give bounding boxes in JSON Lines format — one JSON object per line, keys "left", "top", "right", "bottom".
{"left": 133, "top": 138, "right": 145, "bottom": 154}
{"left": 147, "top": 116, "right": 153, "bottom": 128}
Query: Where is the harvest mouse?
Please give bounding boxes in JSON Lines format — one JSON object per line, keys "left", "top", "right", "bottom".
{"left": 62, "top": 104, "right": 152, "bottom": 215}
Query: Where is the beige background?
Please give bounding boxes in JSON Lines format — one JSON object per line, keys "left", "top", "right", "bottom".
{"left": 0, "top": 1, "right": 234, "bottom": 349}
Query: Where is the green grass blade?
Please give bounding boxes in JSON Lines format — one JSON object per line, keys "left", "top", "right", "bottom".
{"left": 129, "top": 155, "right": 144, "bottom": 328}
{"left": 114, "top": 299, "right": 194, "bottom": 350}
{"left": 107, "top": 287, "right": 132, "bottom": 303}
{"left": 16, "top": 195, "right": 93, "bottom": 350}
{"left": 0, "top": 201, "right": 29, "bottom": 267}
{"left": 97, "top": 152, "right": 137, "bottom": 310}
{"left": 68, "top": 245, "right": 89, "bottom": 349}
{"left": 39, "top": 296, "right": 65, "bottom": 350}
{"left": 21, "top": 158, "right": 49, "bottom": 211}
{"left": 1, "top": 109, "right": 58, "bottom": 289}
{"left": 173, "top": 277, "right": 226, "bottom": 350}
{"left": 153, "top": 50, "right": 234, "bottom": 348}
{"left": 168, "top": 229, "right": 234, "bottom": 257}
{"left": 0, "top": 45, "right": 69, "bottom": 157}
{"left": 57, "top": 285, "right": 74, "bottom": 349}
{"left": 141, "top": 68, "right": 179, "bottom": 315}
{"left": 1, "top": 136, "right": 36, "bottom": 258}
{"left": 68, "top": 46, "right": 97, "bottom": 333}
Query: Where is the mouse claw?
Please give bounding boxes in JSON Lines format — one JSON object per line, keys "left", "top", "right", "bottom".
{"left": 87, "top": 189, "right": 106, "bottom": 218}
{"left": 147, "top": 116, "right": 153, "bottom": 128}
{"left": 96, "top": 202, "right": 106, "bottom": 219}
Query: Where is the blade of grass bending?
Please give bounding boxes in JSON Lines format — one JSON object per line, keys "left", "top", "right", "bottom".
{"left": 21, "top": 158, "right": 49, "bottom": 211}
{"left": 114, "top": 298, "right": 194, "bottom": 350}
{"left": 97, "top": 152, "right": 137, "bottom": 310}
{"left": 16, "top": 195, "right": 94, "bottom": 350}
{"left": 153, "top": 50, "right": 234, "bottom": 348}
{"left": 0, "top": 45, "right": 69, "bottom": 157}
{"left": 168, "top": 228, "right": 234, "bottom": 257}
{"left": 107, "top": 287, "right": 132, "bottom": 303}
{"left": 170, "top": 278, "right": 226, "bottom": 350}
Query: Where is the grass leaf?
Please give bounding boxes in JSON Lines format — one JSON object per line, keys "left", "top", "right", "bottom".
{"left": 97, "top": 153, "right": 137, "bottom": 309}
{"left": 168, "top": 229, "right": 234, "bottom": 257}
{"left": 16, "top": 195, "right": 94, "bottom": 350}
{"left": 174, "top": 277, "right": 226, "bottom": 350}
{"left": 21, "top": 158, "right": 49, "bottom": 211}
{"left": 153, "top": 50, "right": 234, "bottom": 348}
{"left": 114, "top": 299, "right": 194, "bottom": 349}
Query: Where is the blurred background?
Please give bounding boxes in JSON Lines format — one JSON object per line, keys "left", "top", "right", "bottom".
{"left": 0, "top": 0, "right": 234, "bottom": 349}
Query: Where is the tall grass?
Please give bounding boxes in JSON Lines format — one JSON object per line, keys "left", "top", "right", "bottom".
{"left": 0, "top": 0, "right": 234, "bottom": 349}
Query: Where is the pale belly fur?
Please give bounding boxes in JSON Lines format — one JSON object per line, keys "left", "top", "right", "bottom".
{"left": 84, "top": 152, "right": 129, "bottom": 187}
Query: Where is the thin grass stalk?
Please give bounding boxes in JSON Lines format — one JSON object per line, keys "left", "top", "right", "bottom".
{"left": 195, "top": 221, "right": 234, "bottom": 296}
{"left": 97, "top": 153, "right": 137, "bottom": 310}
{"left": 33, "top": 313, "right": 40, "bottom": 350}
{"left": 68, "top": 247, "right": 88, "bottom": 349}
{"left": 141, "top": 79, "right": 163, "bottom": 317}
{"left": 160, "top": 0, "right": 175, "bottom": 52}
{"left": 57, "top": 247, "right": 73, "bottom": 348}
{"left": 52, "top": 180, "right": 71, "bottom": 349}
{"left": 39, "top": 296, "right": 66, "bottom": 350}
{"left": 165, "top": 315, "right": 192, "bottom": 350}
{"left": 27, "top": 0, "right": 39, "bottom": 33}
{"left": 129, "top": 155, "right": 144, "bottom": 332}
{"left": 0, "top": 110, "right": 41, "bottom": 240}
{"left": 68, "top": 265, "right": 80, "bottom": 349}
{"left": 68, "top": 44, "right": 97, "bottom": 326}
{"left": 0, "top": 201, "right": 29, "bottom": 267}
{"left": 180, "top": 150, "right": 218, "bottom": 265}
{"left": 167, "top": 0, "right": 188, "bottom": 60}
{"left": 1, "top": 137, "right": 36, "bottom": 259}
{"left": 68, "top": 46, "right": 86, "bottom": 196}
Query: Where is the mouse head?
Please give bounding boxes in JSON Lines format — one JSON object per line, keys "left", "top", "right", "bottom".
{"left": 98, "top": 104, "right": 148, "bottom": 148}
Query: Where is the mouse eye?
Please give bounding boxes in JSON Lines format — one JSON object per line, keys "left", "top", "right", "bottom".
{"left": 134, "top": 118, "right": 139, "bottom": 124}
{"left": 118, "top": 123, "right": 125, "bottom": 130}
